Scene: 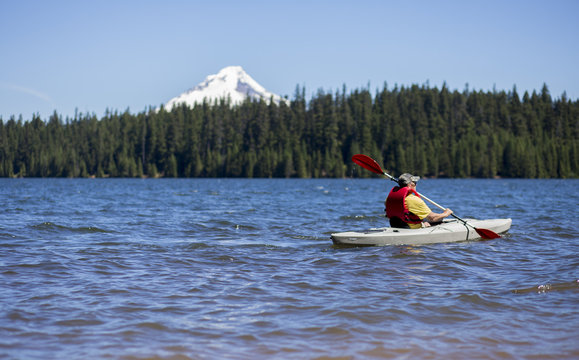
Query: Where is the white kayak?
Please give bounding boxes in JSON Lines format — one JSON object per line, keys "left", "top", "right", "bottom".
{"left": 331, "top": 218, "right": 512, "bottom": 246}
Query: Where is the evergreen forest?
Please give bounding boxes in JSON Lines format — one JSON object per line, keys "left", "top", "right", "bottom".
{"left": 1, "top": 83, "right": 577, "bottom": 178}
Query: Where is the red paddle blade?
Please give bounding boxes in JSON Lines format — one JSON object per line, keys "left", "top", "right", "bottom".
{"left": 352, "top": 154, "right": 384, "bottom": 175}
{"left": 475, "top": 228, "right": 501, "bottom": 239}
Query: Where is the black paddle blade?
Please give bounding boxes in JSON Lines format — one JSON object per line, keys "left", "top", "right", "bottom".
{"left": 352, "top": 154, "right": 384, "bottom": 175}
{"left": 475, "top": 228, "right": 501, "bottom": 239}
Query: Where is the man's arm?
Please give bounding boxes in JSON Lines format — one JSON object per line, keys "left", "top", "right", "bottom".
{"left": 425, "top": 208, "right": 453, "bottom": 223}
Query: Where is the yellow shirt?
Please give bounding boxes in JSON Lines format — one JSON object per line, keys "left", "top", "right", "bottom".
{"left": 405, "top": 194, "right": 432, "bottom": 229}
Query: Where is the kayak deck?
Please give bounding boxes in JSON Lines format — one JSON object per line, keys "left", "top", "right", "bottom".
{"left": 331, "top": 218, "right": 512, "bottom": 246}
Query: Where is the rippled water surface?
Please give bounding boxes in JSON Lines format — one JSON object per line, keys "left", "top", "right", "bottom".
{"left": 1, "top": 178, "right": 578, "bottom": 359}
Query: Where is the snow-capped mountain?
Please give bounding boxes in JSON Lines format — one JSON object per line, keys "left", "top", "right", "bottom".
{"left": 162, "top": 66, "right": 286, "bottom": 110}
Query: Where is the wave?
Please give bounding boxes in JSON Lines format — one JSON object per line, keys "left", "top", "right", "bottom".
{"left": 30, "top": 222, "right": 112, "bottom": 234}
{"left": 512, "top": 280, "right": 579, "bottom": 294}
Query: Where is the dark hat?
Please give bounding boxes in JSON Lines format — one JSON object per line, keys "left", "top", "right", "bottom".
{"left": 398, "top": 173, "right": 420, "bottom": 186}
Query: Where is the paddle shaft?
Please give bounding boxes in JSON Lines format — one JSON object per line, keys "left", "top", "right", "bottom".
{"left": 416, "top": 192, "right": 468, "bottom": 225}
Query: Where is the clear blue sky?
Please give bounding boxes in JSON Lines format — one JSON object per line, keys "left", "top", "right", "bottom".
{"left": 1, "top": 0, "right": 578, "bottom": 121}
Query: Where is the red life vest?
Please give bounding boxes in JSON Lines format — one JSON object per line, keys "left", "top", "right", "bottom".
{"left": 385, "top": 186, "right": 423, "bottom": 225}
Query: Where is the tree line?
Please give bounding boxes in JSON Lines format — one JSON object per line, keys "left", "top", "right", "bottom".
{"left": 1, "top": 83, "right": 577, "bottom": 178}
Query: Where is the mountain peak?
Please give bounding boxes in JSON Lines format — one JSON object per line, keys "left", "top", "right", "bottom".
{"left": 162, "top": 66, "right": 286, "bottom": 110}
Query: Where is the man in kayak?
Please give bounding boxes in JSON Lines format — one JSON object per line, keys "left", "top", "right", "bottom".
{"left": 385, "top": 173, "right": 453, "bottom": 229}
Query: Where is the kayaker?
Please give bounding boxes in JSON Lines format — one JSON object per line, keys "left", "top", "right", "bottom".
{"left": 385, "top": 173, "right": 453, "bottom": 229}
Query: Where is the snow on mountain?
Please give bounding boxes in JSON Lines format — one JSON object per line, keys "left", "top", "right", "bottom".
{"left": 162, "top": 66, "right": 287, "bottom": 111}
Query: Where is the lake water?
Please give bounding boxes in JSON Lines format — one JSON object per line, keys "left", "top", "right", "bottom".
{"left": 1, "top": 178, "right": 578, "bottom": 359}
